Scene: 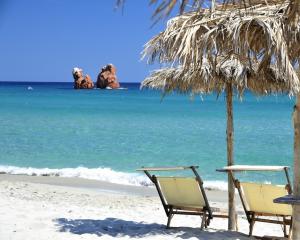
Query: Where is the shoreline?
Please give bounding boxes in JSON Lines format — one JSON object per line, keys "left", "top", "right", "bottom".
{"left": 0, "top": 173, "right": 156, "bottom": 197}
{"left": 0, "top": 173, "right": 229, "bottom": 203}
{"left": 0, "top": 165, "right": 229, "bottom": 191}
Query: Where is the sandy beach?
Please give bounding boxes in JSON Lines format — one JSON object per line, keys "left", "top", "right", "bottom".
{"left": 0, "top": 174, "right": 289, "bottom": 240}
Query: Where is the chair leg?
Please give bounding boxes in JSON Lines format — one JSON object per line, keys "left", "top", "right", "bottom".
{"left": 167, "top": 213, "right": 174, "bottom": 228}
{"left": 288, "top": 218, "right": 293, "bottom": 240}
{"left": 205, "top": 216, "right": 211, "bottom": 228}
{"left": 201, "top": 211, "right": 207, "bottom": 230}
{"left": 249, "top": 214, "right": 255, "bottom": 236}
{"left": 283, "top": 216, "right": 287, "bottom": 237}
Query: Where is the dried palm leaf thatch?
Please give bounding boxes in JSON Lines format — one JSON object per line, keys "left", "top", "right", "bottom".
{"left": 142, "top": 1, "right": 300, "bottom": 95}
{"left": 141, "top": 54, "right": 297, "bottom": 96}
{"left": 116, "top": 0, "right": 291, "bottom": 20}
{"left": 283, "top": 0, "right": 300, "bottom": 24}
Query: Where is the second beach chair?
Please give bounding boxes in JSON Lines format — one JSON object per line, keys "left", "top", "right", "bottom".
{"left": 218, "top": 165, "right": 292, "bottom": 238}
{"left": 137, "top": 166, "right": 227, "bottom": 229}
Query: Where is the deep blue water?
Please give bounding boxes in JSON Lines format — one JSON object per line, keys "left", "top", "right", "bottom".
{"left": 0, "top": 81, "right": 295, "bottom": 187}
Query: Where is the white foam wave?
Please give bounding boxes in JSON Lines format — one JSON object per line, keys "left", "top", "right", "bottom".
{"left": 204, "top": 181, "right": 228, "bottom": 191}
{"left": 0, "top": 165, "right": 152, "bottom": 187}
{"left": 0, "top": 165, "right": 228, "bottom": 190}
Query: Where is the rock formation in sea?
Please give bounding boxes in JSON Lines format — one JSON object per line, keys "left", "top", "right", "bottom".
{"left": 72, "top": 67, "right": 94, "bottom": 89}
{"left": 96, "top": 64, "right": 120, "bottom": 89}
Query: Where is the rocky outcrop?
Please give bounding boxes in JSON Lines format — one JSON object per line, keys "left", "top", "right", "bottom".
{"left": 72, "top": 67, "right": 94, "bottom": 89}
{"left": 96, "top": 64, "right": 120, "bottom": 89}
{"left": 74, "top": 75, "right": 94, "bottom": 89}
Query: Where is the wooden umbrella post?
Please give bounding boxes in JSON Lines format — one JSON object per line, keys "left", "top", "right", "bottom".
{"left": 293, "top": 94, "right": 300, "bottom": 240}
{"left": 226, "top": 82, "right": 237, "bottom": 231}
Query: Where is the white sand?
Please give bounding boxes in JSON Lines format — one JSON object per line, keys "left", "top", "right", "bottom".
{"left": 0, "top": 175, "right": 288, "bottom": 240}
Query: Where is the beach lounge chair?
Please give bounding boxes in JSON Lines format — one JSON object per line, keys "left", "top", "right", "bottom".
{"left": 137, "top": 166, "right": 227, "bottom": 229}
{"left": 217, "top": 165, "right": 292, "bottom": 238}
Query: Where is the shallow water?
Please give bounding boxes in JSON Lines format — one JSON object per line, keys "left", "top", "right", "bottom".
{"left": 0, "top": 82, "right": 295, "bottom": 188}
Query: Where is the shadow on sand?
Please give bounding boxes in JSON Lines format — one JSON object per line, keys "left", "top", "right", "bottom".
{"left": 55, "top": 217, "right": 251, "bottom": 239}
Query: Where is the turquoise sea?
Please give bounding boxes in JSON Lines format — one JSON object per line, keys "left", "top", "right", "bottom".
{"left": 0, "top": 82, "right": 295, "bottom": 189}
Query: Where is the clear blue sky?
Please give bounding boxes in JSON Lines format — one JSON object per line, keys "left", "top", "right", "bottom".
{"left": 0, "top": 0, "right": 166, "bottom": 82}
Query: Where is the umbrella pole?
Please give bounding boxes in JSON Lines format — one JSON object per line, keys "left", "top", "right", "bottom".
{"left": 292, "top": 94, "right": 300, "bottom": 239}
{"left": 226, "top": 82, "right": 237, "bottom": 231}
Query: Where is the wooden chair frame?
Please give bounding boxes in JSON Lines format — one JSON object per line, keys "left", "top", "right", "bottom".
{"left": 137, "top": 166, "right": 223, "bottom": 229}
{"left": 218, "top": 165, "right": 292, "bottom": 238}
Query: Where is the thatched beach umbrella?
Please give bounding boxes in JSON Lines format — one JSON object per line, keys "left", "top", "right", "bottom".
{"left": 141, "top": 2, "right": 300, "bottom": 231}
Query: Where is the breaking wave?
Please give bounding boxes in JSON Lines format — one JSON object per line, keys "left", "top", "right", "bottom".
{"left": 0, "top": 165, "right": 228, "bottom": 190}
